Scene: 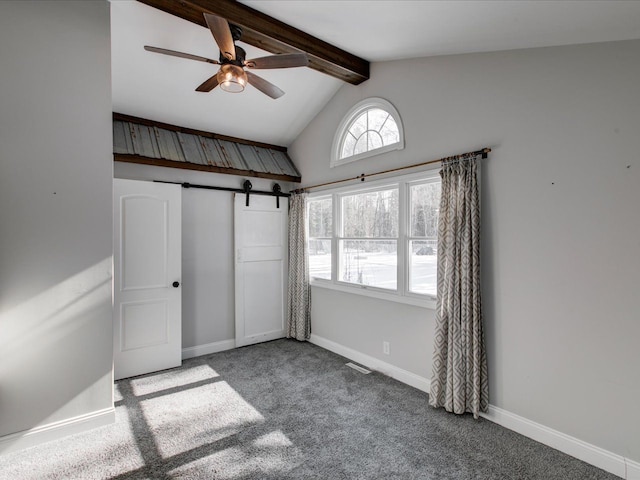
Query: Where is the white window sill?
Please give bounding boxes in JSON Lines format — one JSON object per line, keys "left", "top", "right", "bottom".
{"left": 331, "top": 142, "right": 403, "bottom": 168}
{"left": 310, "top": 280, "right": 436, "bottom": 309}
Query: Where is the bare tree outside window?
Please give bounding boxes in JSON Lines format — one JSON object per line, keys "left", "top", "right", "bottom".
{"left": 331, "top": 98, "right": 404, "bottom": 168}
{"left": 306, "top": 170, "right": 440, "bottom": 304}
{"left": 307, "top": 197, "right": 332, "bottom": 280}
{"left": 339, "top": 188, "right": 399, "bottom": 290}
{"left": 340, "top": 108, "right": 400, "bottom": 160}
{"left": 408, "top": 182, "right": 441, "bottom": 296}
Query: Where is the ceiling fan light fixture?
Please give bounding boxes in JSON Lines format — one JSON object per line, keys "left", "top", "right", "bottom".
{"left": 217, "top": 64, "right": 247, "bottom": 93}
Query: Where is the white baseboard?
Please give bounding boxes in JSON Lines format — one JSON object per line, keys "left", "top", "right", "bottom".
{"left": 480, "top": 405, "right": 627, "bottom": 478}
{"left": 309, "top": 334, "right": 636, "bottom": 479}
{"left": 627, "top": 459, "right": 640, "bottom": 480}
{"left": 0, "top": 407, "right": 115, "bottom": 455}
{"left": 182, "top": 339, "right": 236, "bottom": 360}
{"left": 309, "top": 334, "right": 430, "bottom": 393}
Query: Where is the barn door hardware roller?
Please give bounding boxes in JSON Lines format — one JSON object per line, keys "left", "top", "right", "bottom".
{"left": 273, "top": 184, "right": 282, "bottom": 208}
{"left": 243, "top": 180, "right": 252, "bottom": 206}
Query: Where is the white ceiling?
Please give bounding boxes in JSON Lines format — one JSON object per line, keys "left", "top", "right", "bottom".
{"left": 111, "top": 0, "right": 640, "bottom": 147}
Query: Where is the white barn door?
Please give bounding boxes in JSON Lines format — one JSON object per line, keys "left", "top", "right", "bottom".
{"left": 234, "top": 194, "right": 288, "bottom": 347}
{"left": 113, "top": 179, "right": 182, "bottom": 380}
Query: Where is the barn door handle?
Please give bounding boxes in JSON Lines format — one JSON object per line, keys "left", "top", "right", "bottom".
{"left": 172, "top": 281, "right": 180, "bottom": 288}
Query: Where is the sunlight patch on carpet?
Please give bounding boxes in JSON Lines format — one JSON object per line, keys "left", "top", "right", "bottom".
{"left": 2, "top": 405, "right": 144, "bottom": 480}
{"left": 130, "top": 364, "right": 220, "bottom": 396}
{"left": 168, "top": 430, "right": 302, "bottom": 479}
{"left": 140, "top": 381, "right": 264, "bottom": 458}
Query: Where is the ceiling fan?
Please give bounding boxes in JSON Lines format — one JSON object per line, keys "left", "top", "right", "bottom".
{"left": 144, "top": 13, "right": 308, "bottom": 99}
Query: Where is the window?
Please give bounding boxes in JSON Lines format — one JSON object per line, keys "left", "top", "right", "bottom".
{"left": 331, "top": 98, "right": 404, "bottom": 167}
{"left": 307, "top": 196, "right": 332, "bottom": 280}
{"left": 408, "top": 181, "right": 441, "bottom": 297}
{"left": 339, "top": 187, "right": 398, "bottom": 290}
{"left": 307, "top": 170, "right": 441, "bottom": 307}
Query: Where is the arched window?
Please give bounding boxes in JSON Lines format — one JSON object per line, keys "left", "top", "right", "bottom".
{"left": 331, "top": 97, "right": 404, "bottom": 167}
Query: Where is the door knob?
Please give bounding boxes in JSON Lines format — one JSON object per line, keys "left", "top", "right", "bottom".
{"left": 172, "top": 281, "right": 180, "bottom": 288}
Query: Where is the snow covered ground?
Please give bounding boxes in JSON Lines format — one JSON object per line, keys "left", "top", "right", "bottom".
{"left": 309, "top": 251, "right": 437, "bottom": 296}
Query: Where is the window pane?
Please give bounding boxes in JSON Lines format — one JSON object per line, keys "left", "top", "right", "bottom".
{"left": 368, "top": 108, "right": 389, "bottom": 131}
{"left": 308, "top": 198, "right": 332, "bottom": 238}
{"left": 309, "top": 239, "right": 331, "bottom": 280}
{"left": 342, "top": 188, "right": 398, "bottom": 237}
{"left": 339, "top": 240, "right": 397, "bottom": 290}
{"left": 409, "top": 240, "right": 437, "bottom": 295}
{"left": 340, "top": 133, "right": 357, "bottom": 159}
{"left": 354, "top": 135, "right": 368, "bottom": 155}
{"left": 349, "top": 113, "right": 367, "bottom": 139}
{"left": 410, "top": 182, "right": 441, "bottom": 237}
{"left": 367, "top": 131, "right": 383, "bottom": 150}
{"left": 380, "top": 121, "right": 400, "bottom": 145}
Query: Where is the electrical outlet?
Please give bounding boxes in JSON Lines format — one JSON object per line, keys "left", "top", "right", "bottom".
{"left": 383, "top": 341, "right": 390, "bottom": 355}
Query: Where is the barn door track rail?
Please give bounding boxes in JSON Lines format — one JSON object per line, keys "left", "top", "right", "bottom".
{"left": 154, "top": 180, "right": 289, "bottom": 207}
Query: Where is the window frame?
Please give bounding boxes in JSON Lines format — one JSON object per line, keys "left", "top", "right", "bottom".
{"left": 331, "top": 97, "right": 405, "bottom": 168}
{"left": 307, "top": 168, "right": 440, "bottom": 309}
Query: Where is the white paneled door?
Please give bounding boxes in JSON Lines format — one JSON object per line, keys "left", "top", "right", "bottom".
{"left": 234, "top": 193, "right": 288, "bottom": 347}
{"left": 113, "top": 179, "right": 182, "bottom": 380}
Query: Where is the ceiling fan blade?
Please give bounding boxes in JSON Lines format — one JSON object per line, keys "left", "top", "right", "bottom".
{"left": 195, "top": 74, "right": 220, "bottom": 92}
{"left": 245, "top": 53, "right": 309, "bottom": 69}
{"left": 203, "top": 13, "right": 235, "bottom": 61}
{"left": 246, "top": 71, "right": 284, "bottom": 99}
{"left": 144, "top": 46, "right": 219, "bottom": 65}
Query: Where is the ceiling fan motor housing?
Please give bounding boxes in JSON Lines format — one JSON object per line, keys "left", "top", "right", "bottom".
{"left": 220, "top": 45, "right": 246, "bottom": 66}
{"left": 217, "top": 23, "right": 245, "bottom": 65}
{"left": 229, "top": 24, "right": 242, "bottom": 41}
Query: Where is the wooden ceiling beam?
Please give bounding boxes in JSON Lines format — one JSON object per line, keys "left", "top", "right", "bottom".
{"left": 136, "top": 0, "right": 370, "bottom": 85}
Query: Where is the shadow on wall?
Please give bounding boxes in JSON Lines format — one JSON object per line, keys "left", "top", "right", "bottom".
{"left": 478, "top": 155, "right": 499, "bottom": 404}
{"left": 0, "top": 258, "right": 113, "bottom": 446}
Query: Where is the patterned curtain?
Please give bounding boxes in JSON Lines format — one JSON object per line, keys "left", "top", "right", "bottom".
{"left": 286, "top": 192, "right": 311, "bottom": 341}
{"left": 429, "top": 154, "right": 489, "bottom": 418}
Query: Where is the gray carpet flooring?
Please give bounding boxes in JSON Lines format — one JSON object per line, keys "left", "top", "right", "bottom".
{"left": 0, "top": 339, "right": 617, "bottom": 479}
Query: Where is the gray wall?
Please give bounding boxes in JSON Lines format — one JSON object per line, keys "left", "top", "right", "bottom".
{"left": 0, "top": 1, "right": 113, "bottom": 441}
{"left": 115, "top": 162, "right": 292, "bottom": 351}
{"left": 289, "top": 40, "right": 640, "bottom": 462}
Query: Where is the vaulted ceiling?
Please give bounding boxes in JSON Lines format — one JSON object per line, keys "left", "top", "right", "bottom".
{"left": 111, "top": 0, "right": 640, "bottom": 147}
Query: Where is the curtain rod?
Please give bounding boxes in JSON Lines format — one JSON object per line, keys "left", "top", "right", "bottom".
{"left": 291, "top": 147, "right": 491, "bottom": 194}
